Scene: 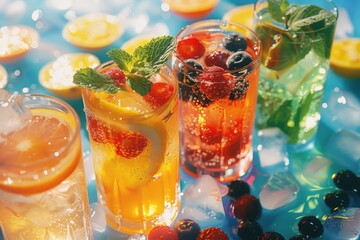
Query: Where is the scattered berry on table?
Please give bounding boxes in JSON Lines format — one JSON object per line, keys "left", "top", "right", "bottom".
{"left": 198, "top": 66, "right": 233, "bottom": 100}
{"left": 237, "top": 219, "right": 263, "bottom": 240}
{"left": 177, "top": 37, "right": 205, "bottom": 60}
{"left": 298, "top": 216, "right": 323, "bottom": 238}
{"left": 323, "top": 190, "right": 350, "bottom": 212}
{"left": 227, "top": 179, "right": 251, "bottom": 200}
{"left": 223, "top": 33, "right": 248, "bottom": 52}
{"left": 196, "top": 227, "right": 229, "bottom": 240}
{"left": 260, "top": 231, "right": 286, "bottom": 240}
{"left": 232, "top": 193, "right": 262, "bottom": 220}
{"left": 226, "top": 51, "right": 253, "bottom": 71}
{"left": 204, "top": 51, "right": 230, "bottom": 69}
{"left": 332, "top": 169, "right": 357, "bottom": 190}
{"left": 175, "top": 218, "right": 201, "bottom": 240}
{"left": 148, "top": 225, "right": 179, "bottom": 240}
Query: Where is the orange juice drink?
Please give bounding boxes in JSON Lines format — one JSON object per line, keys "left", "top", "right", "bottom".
{"left": 0, "top": 93, "right": 92, "bottom": 240}
{"left": 172, "top": 20, "right": 262, "bottom": 182}
{"left": 73, "top": 36, "right": 180, "bottom": 234}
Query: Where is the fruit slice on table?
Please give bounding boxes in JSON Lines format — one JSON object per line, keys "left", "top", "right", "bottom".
{"left": 0, "top": 64, "right": 8, "bottom": 88}
{"left": 0, "top": 25, "right": 39, "bottom": 63}
{"left": 163, "top": 0, "right": 219, "bottom": 19}
{"left": 39, "top": 53, "right": 100, "bottom": 99}
{"left": 0, "top": 110, "right": 78, "bottom": 194}
{"left": 330, "top": 38, "right": 360, "bottom": 79}
{"left": 121, "top": 35, "right": 153, "bottom": 54}
{"left": 62, "top": 13, "right": 123, "bottom": 50}
{"left": 222, "top": 4, "right": 254, "bottom": 29}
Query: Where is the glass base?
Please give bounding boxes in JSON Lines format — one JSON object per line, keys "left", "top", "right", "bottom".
{"left": 181, "top": 149, "right": 253, "bottom": 182}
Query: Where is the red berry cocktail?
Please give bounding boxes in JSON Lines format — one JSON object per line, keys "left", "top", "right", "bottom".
{"left": 173, "top": 20, "right": 262, "bottom": 182}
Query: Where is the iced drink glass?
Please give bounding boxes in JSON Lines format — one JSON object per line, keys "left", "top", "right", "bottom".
{"left": 80, "top": 61, "right": 180, "bottom": 234}
{"left": 254, "top": 0, "right": 338, "bottom": 145}
{"left": 0, "top": 93, "right": 92, "bottom": 240}
{"left": 173, "top": 20, "right": 262, "bottom": 182}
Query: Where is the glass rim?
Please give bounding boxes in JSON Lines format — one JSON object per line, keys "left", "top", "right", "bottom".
{"left": 174, "top": 19, "right": 262, "bottom": 74}
{"left": 254, "top": 0, "right": 339, "bottom": 34}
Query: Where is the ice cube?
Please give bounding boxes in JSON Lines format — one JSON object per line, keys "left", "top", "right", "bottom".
{"left": 90, "top": 203, "right": 106, "bottom": 233}
{"left": 259, "top": 171, "right": 300, "bottom": 210}
{"left": 324, "top": 208, "right": 360, "bottom": 240}
{"left": 300, "top": 156, "right": 332, "bottom": 187}
{"left": 256, "top": 128, "right": 289, "bottom": 172}
{"left": 325, "top": 129, "right": 360, "bottom": 173}
{"left": 0, "top": 89, "right": 32, "bottom": 136}
{"left": 179, "top": 175, "right": 226, "bottom": 228}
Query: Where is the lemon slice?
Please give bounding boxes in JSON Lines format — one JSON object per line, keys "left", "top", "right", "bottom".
{"left": 0, "top": 64, "right": 8, "bottom": 88}
{"left": 163, "top": 0, "right": 219, "bottom": 19}
{"left": 0, "top": 25, "right": 39, "bottom": 63}
{"left": 62, "top": 13, "right": 123, "bottom": 50}
{"left": 330, "top": 38, "right": 360, "bottom": 79}
{"left": 39, "top": 53, "right": 100, "bottom": 99}
{"left": 121, "top": 35, "right": 154, "bottom": 54}
{"left": 223, "top": 4, "right": 255, "bottom": 28}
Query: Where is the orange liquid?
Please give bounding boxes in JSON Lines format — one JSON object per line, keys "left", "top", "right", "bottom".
{"left": 82, "top": 64, "right": 180, "bottom": 234}
{"left": 0, "top": 109, "right": 92, "bottom": 239}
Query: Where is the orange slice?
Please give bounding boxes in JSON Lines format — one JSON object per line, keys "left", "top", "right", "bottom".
{"left": 0, "top": 25, "right": 39, "bottom": 62}
{"left": 39, "top": 53, "right": 100, "bottom": 99}
{"left": 0, "top": 64, "right": 8, "bottom": 88}
{"left": 0, "top": 109, "right": 79, "bottom": 194}
{"left": 121, "top": 35, "right": 154, "bottom": 54}
{"left": 62, "top": 13, "right": 123, "bottom": 50}
{"left": 330, "top": 38, "right": 360, "bottom": 79}
{"left": 163, "top": 0, "right": 219, "bottom": 19}
{"left": 223, "top": 4, "right": 255, "bottom": 29}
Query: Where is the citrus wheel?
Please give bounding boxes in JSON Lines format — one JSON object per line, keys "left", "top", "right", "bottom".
{"left": 222, "top": 4, "right": 255, "bottom": 29}
{"left": 163, "top": 0, "right": 219, "bottom": 19}
{"left": 0, "top": 64, "right": 8, "bottom": 88}
{"left": 121, "top": 35, "right": 154, "bottom": 54}
{"left": 0, "top": 25, "right": 39, "bottom": 63}
{"left": 39, "top": 53, "right": 100, "bottom": 99}
{"left": 62, "top": 13, "right": 123, "bottom": 50}
{"left": 330, "top": 38, "right": 360, "bottom": 79}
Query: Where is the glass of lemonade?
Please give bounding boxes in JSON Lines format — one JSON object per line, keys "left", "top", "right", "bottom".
{"left": 74, "top": 36, "right": 180, "bottom": 234}
{"left": 0, "top": 92, "right": 92, "bottom": 240}
{"left": 172, "top": 20, "right": 262, "bottom": 182}
{"left": 254, "top": 0, "right": 338, "bottom": 145}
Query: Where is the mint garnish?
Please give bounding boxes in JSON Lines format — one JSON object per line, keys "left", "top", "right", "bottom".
{"left": 73, "top": 35, "right": 176, "bottom": 96}
{"left": 267, "top": 0, "right": 289, "bottom": 23}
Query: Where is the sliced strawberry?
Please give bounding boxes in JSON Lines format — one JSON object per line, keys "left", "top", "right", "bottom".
{"left": 199, "top": 66, "right": 234, "bottom": 100}
{"left": 113, "top": 131, "right": 148, "bottom": 158}
{"left": 148, "top": 226, "right": 179, "bottom": 240}
{"left": 101, "top": 66, "right": 126, "bottom": 87}
{"left": 144, "top": 82, "right": 174, "bottom": 109}
{"left": 177, "top": 37, "right": 205, "bottom": 60}
{"left": 196, "top": 227, "right": 229, "bottom": 240}
{"left": 86, "top": 115, "right": 111, "bottom": 143}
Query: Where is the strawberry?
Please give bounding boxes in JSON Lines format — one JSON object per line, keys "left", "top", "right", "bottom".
{"left": 204, "top": 51, "right": 230, "bottom": 69}
{"left": 199, "top": 66, "right": 233, "bottom": 100}
{"left": 86, "top": 115, "right": 111, "bottom": 143}
{"left": 177, "top": 37, "right": 205, "bottom": 60}
{"left": 101, "top": 66, "right": 126, "bottom": 87}
{"left": 113, "top": 131, "right": 148, "bottom": 158}
{"left": 144, "top": 82, "right": 174, "bottom": 109}
{"left": 148, "top": 226, "right": 179, "bottom": 240}
{"left": 200, "top": 124, "right": 222, "bottom": 145}
{"left": 196, "top": 227, "right": 229, "bottom": 240}
{"left": 232, "top": 193, "right": 262, "bottom": 220}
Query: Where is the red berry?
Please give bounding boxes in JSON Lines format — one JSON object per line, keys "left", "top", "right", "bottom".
{"left": 101, "top": 66, "right": 126, "bottom": 87}
{"left": 232, "top": 194, "right": 262, "bottom": 220}
{"left": 86, "top": 115, "right": 111, "bottom": 143}
{"left": 148, "top": 225, "right": 179, "bottom": 240}
{"left": 200, "top": 124, "right": 222, "bottom": 145}
{"left": 204, "top": 51, "right": 230, "bottom": 69}
{"left": 177, "top": 37, "right": 205, "bottom": 60}
{"left": 196, "top": 227, "right": 229, "bottom": 240}
{"left": 113, "top": 131, "right": 148, "bottom": 158}
{"left": 144, "top": 82, "right": 175, "bottom": 109}
{"left": 199, "top": 66, "right": 233, "bottom": 100}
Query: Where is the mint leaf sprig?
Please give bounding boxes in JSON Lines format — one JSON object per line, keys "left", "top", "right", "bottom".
{"left": 73, "top": 35, "right": 176, "bottom": 96}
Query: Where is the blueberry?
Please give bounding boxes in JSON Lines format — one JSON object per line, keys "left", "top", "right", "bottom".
{"left": 227, "top": 180, "right": 251, "bottom": 200}
{"left": 332, "top": 169, "right": 357, "bottom": 190}
{"left": 223, "top": 33, "right": 247, "bottom": 52}
{"left": 175, "top": 218, "right": 201, "bottom": 240}
{"left": 237, "top": 219, "right": 263, "bottom": 240}
{"left": 260, "top": 231, "right": 286, "bottom": 240}
{"left": 178, "top": 59, "right": 203, "bottom": 86}
{"left": 298, "top": 216, "right": 323, "bottom": 238}
{"left": 226, "top": 51, "right": 253, "bottom": 71}
{"left": 289, "top": 235, "right": 308, "bottom": 240}
{"left": 323, "top": 190, "right": 350, "bottom": 212}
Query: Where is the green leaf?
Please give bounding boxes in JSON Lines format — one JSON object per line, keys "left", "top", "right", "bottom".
{"left": 73, "top": 67, "right": 122, "bottom": 94}
{"left": 267, "top": 0, "right": 289, "bottom": 23}
{"left": 128, "top": 75, "right": 152, "bottom": 96}
{"left": 107, "top": 48, "right": 133, "bottom": 74}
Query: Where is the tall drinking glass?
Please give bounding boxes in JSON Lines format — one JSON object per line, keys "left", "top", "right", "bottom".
{"left": 254, "top": 0, "right": 338, "bottom": 146}
{"left": 0, "top": 92, "right": 93, "bottom": 240}
{"left": 173, "top": 20, "right": 262, "bottom": 182}
{"left": 81, "top": 62, "right": 180, "bottom": 234}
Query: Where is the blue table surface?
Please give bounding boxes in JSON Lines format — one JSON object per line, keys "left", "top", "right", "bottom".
{"left": 1, "top": 0, "right": 360, "bottom": 239}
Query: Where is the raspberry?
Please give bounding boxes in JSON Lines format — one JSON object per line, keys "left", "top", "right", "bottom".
{"left": 86, "top": 114, "right": 111, "bottom": 143}
{"left": 227, "top": 180, "right": 251, "bottom": 200}
{"left": 144, "top": 82, "right": 175, "bottom": 109}
{"left": 204, "top": 51, "right": 230, "bottom": 69}
{"left": 232, "top": 193, "right": 262, "bottom": 220}
{"left": 196, "top": 227, "right": 229, "bottom": 240}
{"left": 175, "top": 219, "right": 201, "bottom": 240}
{"left": 101, "top": 66, "right": 126, "bottom": 87}
{"left": 177, "top": 37, "right": 205, "bottom": 60}
{"left": 113, "top": 131, "right": 148, "bottom": 158}
{"left": 148, "top": 226, "right": 179, "bottom": 240}
{"left": 198, "top": 66, "right": 233, "bottom": 100}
